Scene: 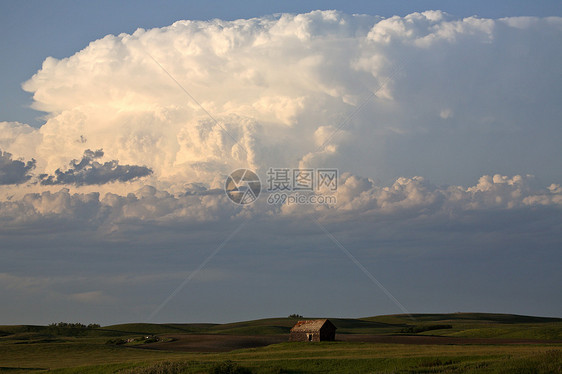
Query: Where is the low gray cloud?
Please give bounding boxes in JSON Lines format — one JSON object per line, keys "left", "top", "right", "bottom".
{"left": 0, "top": 149, "right": 36, "bottom": 185}
{"left": 0, "top": 175, "right": 560, "bottom": 324}
{"left": 1, "top": 173, "right": 560, "bottom": 234}
{"left": 39, "top": 149, "right": 152, "bottom": 186}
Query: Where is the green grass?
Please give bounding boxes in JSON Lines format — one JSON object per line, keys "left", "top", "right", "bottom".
{"left": 0, "top": 339, "right": 187, "bottom": 372}
{"left": 36, "top": 343, "right": 562, "bottom": 373}
{"left": 363, "top": 312, "right": 562, "bottom": 340}
{"left": 100, "top": 317, "right": 402, "bottom": 336}
{"left": 428, "top": 323, "right": 562, "bottom": 340}
{"left": 101, "top": 323, "right": 217, "bottom": 335}
{"left": 5, "top": 312, "right": 559, "bottom": 339}
{"left": 363, "top": 312, "right": 561, "bottom": 325}
{"left": 1, "top": 313, "right": 561, "bottom": 373}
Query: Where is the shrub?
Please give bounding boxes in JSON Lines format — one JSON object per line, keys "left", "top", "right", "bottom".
{"left": 400, "top": 324, "right": 452, "bottom": 334}
{"left": 46, "top": 322, "right": 101, "bottom": 336}
{"left": 105, "top": 338, "right": 126, "bottom": 345}
{"left": 144, "top": 336, "right": 159, "bottom": 343}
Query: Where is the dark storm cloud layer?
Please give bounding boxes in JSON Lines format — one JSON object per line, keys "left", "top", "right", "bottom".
{"left": 0, "top": 149, "right": 36, "bottom": 185}
{"left": 39, "top": 149, "right": 153, "bottom": 186}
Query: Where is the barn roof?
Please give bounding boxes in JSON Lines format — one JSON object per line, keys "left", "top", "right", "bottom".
{"left": 290, "top": 319, "right": 336, "bottom": 333}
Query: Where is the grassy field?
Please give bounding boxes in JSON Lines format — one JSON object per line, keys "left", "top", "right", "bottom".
{"left": 0, "top": 313, "right": 561, "bottom": 373}
{"left": 365, "top": 313, "right": 562, "bottom": 340}
{"left": 98, "top": 312, "right": 562, "bottom": 338}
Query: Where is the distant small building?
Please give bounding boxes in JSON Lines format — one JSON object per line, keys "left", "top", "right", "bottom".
{"left": 289, "top": 319, "right": 336, "bottom": 342}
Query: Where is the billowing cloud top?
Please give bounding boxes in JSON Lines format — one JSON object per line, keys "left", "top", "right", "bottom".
{"left": 0, "top": 9, "right": 561, "bottom": 227}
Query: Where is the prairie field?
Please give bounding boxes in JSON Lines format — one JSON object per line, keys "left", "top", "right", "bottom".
{"left": 1, "top": 313, "right": 561, "bottom": 373}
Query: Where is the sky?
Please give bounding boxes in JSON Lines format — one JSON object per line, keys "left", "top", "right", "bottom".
{"left": 0, "top": 1, "right": 561, "bottom": 325}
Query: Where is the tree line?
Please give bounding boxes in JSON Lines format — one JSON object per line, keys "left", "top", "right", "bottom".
{"left": 48, "top": 322, "right": 100, "bottom": 329}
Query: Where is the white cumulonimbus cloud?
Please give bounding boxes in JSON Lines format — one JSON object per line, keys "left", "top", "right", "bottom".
{"left": 0, "top": 10, "right": 560, "bottom": 225}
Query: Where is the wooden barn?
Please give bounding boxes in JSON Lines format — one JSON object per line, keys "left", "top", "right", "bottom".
{"left": 289, "top": 319, "right": 336, "bottom": 342}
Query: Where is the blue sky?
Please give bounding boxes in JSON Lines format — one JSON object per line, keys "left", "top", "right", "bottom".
{"left": 0, "top": 1, "right": 561, "bottom": 325}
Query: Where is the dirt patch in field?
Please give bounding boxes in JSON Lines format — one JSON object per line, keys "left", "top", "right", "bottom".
{"left": 138, "top": 334, "right": 561, "bottom": 353}
{"left": 337, "top": 334, "right": 562, "bottom": 345}
{"left": 138, "top": 334, "right": 287, "bottom": 352}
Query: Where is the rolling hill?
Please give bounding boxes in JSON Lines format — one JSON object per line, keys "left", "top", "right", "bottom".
{"left": 1, "top": 312, "right": 561, "bottom": 340}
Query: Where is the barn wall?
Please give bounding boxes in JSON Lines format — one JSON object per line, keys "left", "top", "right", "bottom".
{"left": 289, "top": 332, "right": 307, "bottom": 342}
{"left": 319, "top": 326, "right": 336, "bottom": 341}
{"left": 289, "top": 321, "right": 337, "bottom": 342}
{"left": 289, "top": 332, "right": 321, "bottom": 342}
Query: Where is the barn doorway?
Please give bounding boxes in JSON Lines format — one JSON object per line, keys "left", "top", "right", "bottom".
{"left": 308, "top": 334, "right": 313, "bottom": 341}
